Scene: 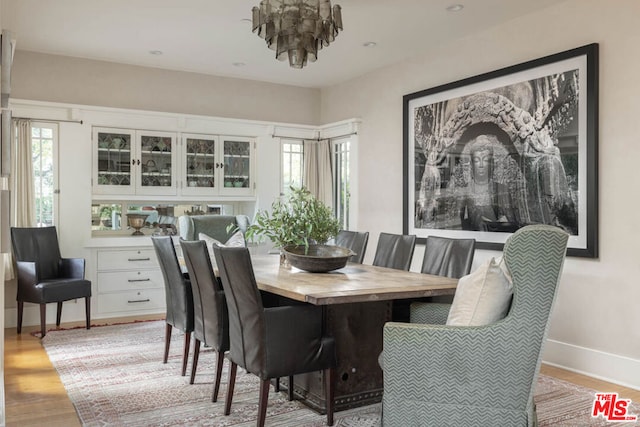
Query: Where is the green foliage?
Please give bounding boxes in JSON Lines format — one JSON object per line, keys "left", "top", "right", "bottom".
{"left": 246, "top": 186, "right": 340, "bottom": 249}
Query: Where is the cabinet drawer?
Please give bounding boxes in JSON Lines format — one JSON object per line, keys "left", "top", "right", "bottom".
{"left": 97, "top": 289, "right": 166, "bottom": 314}
{"left": 98, "top": 270, "right": 164, "bottom": 293}
{"left": 98, "top": 249, "right": 158, "bottom": 270}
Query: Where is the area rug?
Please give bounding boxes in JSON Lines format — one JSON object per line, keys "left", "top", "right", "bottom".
{"left": 42, "top": 320, "right": 640, "bottom": 426}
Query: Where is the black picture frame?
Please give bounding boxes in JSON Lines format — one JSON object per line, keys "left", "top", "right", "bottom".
{"left": 403, "top": 44, "right": 598, "bottom": 257}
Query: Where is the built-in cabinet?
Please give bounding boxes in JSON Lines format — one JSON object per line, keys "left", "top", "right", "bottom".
{"left": 93, "top": 245, "right": 166, "bottom": 316}
{"left": 93, "top": 128, "right": 178, "bottom": 196}
{"left": 93, "top": 127, "right": 255, "bottom": 198}
{"left": 181, "top": 133, "right": 254, "bottom": 197}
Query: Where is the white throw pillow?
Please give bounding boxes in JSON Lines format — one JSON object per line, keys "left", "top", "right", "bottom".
{"left": 446, "top": 256, "right": 513, "bottom": 326}
{"left": 198, "top": 230, "right": 246, "bottom": 268}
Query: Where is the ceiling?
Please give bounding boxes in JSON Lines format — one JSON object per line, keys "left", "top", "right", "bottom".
{"left": 1, "top": 0, "right": 563, "bottom": 89}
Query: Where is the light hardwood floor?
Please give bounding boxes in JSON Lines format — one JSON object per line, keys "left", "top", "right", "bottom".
{"left": 4, "top": 317, "right": 640, "bottom": 426}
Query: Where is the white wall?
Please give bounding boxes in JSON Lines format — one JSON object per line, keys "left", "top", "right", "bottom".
{"left": 320, "top": 0, "right": 640, "bottom": 388}
{"left": 11, "top": 51, "right": 322, "bottom": 126}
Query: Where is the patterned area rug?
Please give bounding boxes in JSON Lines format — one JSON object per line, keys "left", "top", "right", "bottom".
{"left": 42, "top": 320, "right": 639, "bottom": 426}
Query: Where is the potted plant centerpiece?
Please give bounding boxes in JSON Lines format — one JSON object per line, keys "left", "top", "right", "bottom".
{"left": 246, "top": 187, "right": 350, "bottom": 271}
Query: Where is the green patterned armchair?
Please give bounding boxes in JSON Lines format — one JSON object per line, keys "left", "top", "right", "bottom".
{"left": 382, "top": 225, "right": 569, "bottom": 426}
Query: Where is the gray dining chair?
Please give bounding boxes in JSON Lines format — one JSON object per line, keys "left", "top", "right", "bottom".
{"left": 179, "top": 239, "right": 229, "bottom": 402}
{"left": 409, "top": 236, "right": 477, "bottom": 317}
{"left": 335, "top": 230, "right": 369, "bottom": 264}
{"left": 372, "top": 232, "right": 416, "bottom": 271}
{"left": 213, "top": 245, "right": 337, "bottom": 427}
{"left": 152, "top": 236, "right": 194, "bottom": 376}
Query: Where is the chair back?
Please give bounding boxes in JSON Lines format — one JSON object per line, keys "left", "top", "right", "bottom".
{"left": 213, "top": 246, "right": 265, "bottom": 374}
{"left": 421, "top": 236, "right": 475, "bottom": 278}
{"left": 335, "top": 230, "right": 369, "bottom": 263}
{"left": 11, "top": 226, "right": 62, "bottom": 280}
{"left": 180, "top": 240, "right": 229, "bottom": 351}
{"left": 372, "top": 232, "right": 416, "bottom": 270}
{"left": 503, "top": 225, "right": 568, "bottom": 403}
{"left": 151, "top": 236, "right": 194, "bottom": 332}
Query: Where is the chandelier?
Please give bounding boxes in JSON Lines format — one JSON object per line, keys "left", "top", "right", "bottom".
{"left": 252, "top": 0, "right": 343, "bottom": 69}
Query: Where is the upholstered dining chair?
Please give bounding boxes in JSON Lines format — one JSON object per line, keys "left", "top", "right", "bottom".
{"left": 334, "top": 230, "right": 369, "bottom": 264}
{"left": 179, "top": 239, "right": 229, "bottom": 402}
{"left": 382, "top": 225, "right": 569, "bottom": 426}
{"left": 151, "top": 236, "right": 194, "bottom": 376}
{"left": 10, "top": 226, "right": 92, "bottom": 338}
{"left": 213, "top": 245, "right": 337, "bottom": 427}
{"left": 372, "top": 232, "right": 416, "bottom": 271}
{"left": 408, "top": 236, "right": 476, "bottom": 321}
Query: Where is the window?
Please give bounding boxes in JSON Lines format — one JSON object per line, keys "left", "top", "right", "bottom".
{"left": 32, "top": 123, "right": 58, "bottom": 227}
{"left": 333, "top": 136, "right": 351, "bottom": 230}
{"left": 281, "top": 140, "right": 303, "bottom": 195}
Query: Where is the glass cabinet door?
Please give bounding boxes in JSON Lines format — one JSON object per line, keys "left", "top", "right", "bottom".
{"left": 221, "top": 136, "right": 253, "bottom": 193}
{"left": 182, "top": 134, "right": 218, "bottom": 195}
{"left": 94, "top": 128, "right": 134, "bottom": 194}
{"left": 137, "top": 131, "right": 177, "bottom": 196}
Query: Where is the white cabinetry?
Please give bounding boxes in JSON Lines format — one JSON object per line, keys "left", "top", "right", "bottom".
{"left": 93, "top": 127, "right": 255, "bottom": 199}
{"left": 181, "top": 133, "right": 255, "bottom": 197}
{"left": 95, "top": 246, "right": 166, "bottom": 316}
{"left": 93, "top": 127, "right": 178, "bottom": 196}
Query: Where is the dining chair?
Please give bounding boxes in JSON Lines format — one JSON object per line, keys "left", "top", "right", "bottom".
{"left": 10, "top": 226, "right": 92, "bottom": 338}
{"left": 151, "top": 236, "right": 194, "bottom": 376}
{"left": 372, "top": 232, "right": 416, "bottom": 271}
{"left": 335, "top": 230, "right": 369, "bottom": 264}
{"left": 408, "top": 236, "right": 477, "bottom": 322}
{"left": 213, "top": 245, "right": 336, "bottom": 427}
{"left": 382, "top": 225, "right": 569, "bottom": 426}
{"left": 179, "top": 239, "right": 229, "bottom": 402}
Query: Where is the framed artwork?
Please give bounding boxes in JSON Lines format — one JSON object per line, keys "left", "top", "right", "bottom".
{"left": 403, "top": 44, "right": 598, "bottom": 257}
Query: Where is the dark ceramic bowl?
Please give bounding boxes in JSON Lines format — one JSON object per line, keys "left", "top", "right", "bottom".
{"left": 283, "top": 244, "right": 354, "bottom": 273}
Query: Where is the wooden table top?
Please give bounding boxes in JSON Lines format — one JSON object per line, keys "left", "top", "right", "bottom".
{"left": 250, "top": 254, "right": 458, "bottom": 305}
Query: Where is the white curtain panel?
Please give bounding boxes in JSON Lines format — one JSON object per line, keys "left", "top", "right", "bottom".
{"left": 303, "top": 139, "right": 333, "bottom": 208}
{"left": 4, "top": 119, "right": 35, "bottom": 279}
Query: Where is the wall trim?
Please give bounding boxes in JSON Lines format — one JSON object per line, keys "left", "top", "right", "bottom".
{"left": 543, "top": 339, "right": 640, "bottom": 391}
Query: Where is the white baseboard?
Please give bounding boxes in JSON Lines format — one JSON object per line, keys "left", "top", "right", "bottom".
{"left": 543, "top": 339, "right": 640, "bottom": 391}
{"left": 4, "top": 302, "right": 89, "bottom": 329}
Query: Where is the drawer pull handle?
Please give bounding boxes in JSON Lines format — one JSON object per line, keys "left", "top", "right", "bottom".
{"left": 128, "top": 257, "right": 151, "bottom": 262}
{"left": 128, "top": 278, "right": 151, "bottom": 282}
{"left": 127, "top": 299, "right": 151, "bottom": 304}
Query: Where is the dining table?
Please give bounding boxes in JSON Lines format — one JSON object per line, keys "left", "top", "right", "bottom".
{"left": 249, "top": 254, "right": 458, "bottom": 414}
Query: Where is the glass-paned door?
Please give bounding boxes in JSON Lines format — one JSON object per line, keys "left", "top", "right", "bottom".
{"left": 183, "top": 134, "right": 218, "bottom": 195}
{"left": 94, "top": 128, "right": 134, "bottom": 195}
{"left": 137, "top": 131, "right": 177, "bottom": 196}
{"left": 221, "top": 136, "right": 253, "bottom": 195}
{"left": 32, "top": 122, "right": 58, "bottom": 227}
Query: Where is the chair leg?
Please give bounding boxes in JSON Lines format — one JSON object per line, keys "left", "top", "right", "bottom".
{"left": 190, "top": 339, "right": 201, "bottom": 385}
{"left": 212, "top": 350, "right": 224, "bottom": 402}
{"left": 274, "top": 377, "right": 280, "bottom": 392}
{"left": 288, "top": 375, "right": 294, "bottom": 401}
{"left": 163, "top": 323, "right": 172, "bottom": 363}
{"left": 224, "top": 362, "right": 238, "bottom": 416}
{"left": 258, "top": 379, "right": 270, "bottom": 427}
{"left": 325, "top": 367, "right": 335, "bottom": 426}
{"left": 56, "top": 302, "right": 63, "bottom": 327}
{"left": 85, "top": 296, "right": 91, "bottom": 330}
{"left": 17, "top": 301, "right": 24, "bottom": 334}
{"left": 181, "top": 332, "right": 191, "bottom": 376}
{"left": 39, "top": 304, "right": 47, "bottom": 338}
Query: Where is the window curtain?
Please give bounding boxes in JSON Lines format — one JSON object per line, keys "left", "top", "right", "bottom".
{"left": 3, "top": 119, "right": 35, "bottom": 280}
{"left": 303, "top": 139, "right": 333, "bottom": 208}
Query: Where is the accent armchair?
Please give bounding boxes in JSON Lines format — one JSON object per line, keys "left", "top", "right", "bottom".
{"left": 11, "top": 226, "right": 91, "bottom": 338}
{"left": 382, "top": 225, "right": 569, "bottom": 426}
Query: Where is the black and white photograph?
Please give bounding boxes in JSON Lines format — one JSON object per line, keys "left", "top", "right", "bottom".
{"left": 404, "top": 44, "right": 598, "bottom": 257}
